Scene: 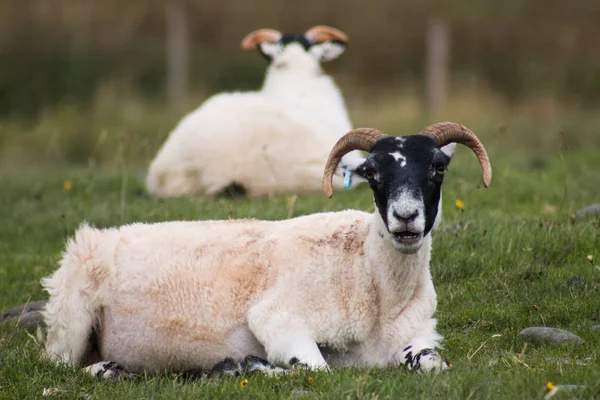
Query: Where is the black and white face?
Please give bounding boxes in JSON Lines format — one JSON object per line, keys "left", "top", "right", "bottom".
{"left": 257, "top": 34, "right": 346, "bottom": 64}
{"left": 352, "top": 136, "right": 452, "bottom": 253}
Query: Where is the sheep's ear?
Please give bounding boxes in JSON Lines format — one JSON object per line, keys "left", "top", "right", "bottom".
{"left": 258, "top": 42, "right": 283, "bottom": 60}
{"left": 440, "top": 143, "right": 456, "bottom": 159}
{"left": 339, "top": 151, "right": 366, "bottom": 173}
{"left": 334, "top": 151, "right": 368, "bottom": 183}
{"left": 309, "top": 41, "right": 346, "bottom": 62}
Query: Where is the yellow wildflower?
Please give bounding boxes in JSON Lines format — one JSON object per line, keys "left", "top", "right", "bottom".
{"left": 587, "top": 255, "right": 594, "bottom": 264}
{"left": 455, "top": 199, "right": 464, "bottom": 210}
{"left": 544, "top": 381, "right": 558, "bottom": 399}
{"left": 307, "top": 376, "right": 313, "bottom": 383}
{"left": 63, "top": 181, "right": 72, "bottom": 191}
{"left": 240, "top": 378, "right": 249, "bottom": 389}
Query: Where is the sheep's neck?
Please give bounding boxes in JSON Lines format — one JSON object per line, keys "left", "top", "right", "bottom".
{"left": 259, "top": 57, "right": 352, "bottom": 134}
{"left": 366, "top": 212, "right": 432, "bottom": 319}
{"left": 262, "top": 64, "right": 333, "bottom": 101}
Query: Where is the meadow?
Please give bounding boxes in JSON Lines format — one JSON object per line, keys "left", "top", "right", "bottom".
{"left": 0, "top": 94, "right": 599, "bottom": 399}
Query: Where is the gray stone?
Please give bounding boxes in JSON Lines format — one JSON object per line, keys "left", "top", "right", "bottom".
{"left": 576, "top": 203, "right": 600, "bottom": 217}
{"left": 1, "top": 300, "right": 47, "bottom": 329}
{"left": 291, "top": 389, "right": 318, "bottom": 398}
{"left": 592, "top": 324, "right": 600, "bottom": 331}
{"left": 554, "top": 384, "right": 586, "bottom": 392}
{"left": 1, "top": 311, "right": 46, "bottom": 330}
{"left": 1, "top": 300, "right": 47, "bottom": 320}
{"left": 519, "top": 327, "right": 583, "bottom": 345}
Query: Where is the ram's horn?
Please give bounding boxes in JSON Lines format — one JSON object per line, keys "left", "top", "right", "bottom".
{"left": 304, "top": 25, "right": 348, "bottom": 44}
{"left": 419, "top": 122, "right": 492, "bottom": 187}
{"left": 241, "top": 29, "right": 282, "bottom": 50}
{"left": 322, "top": 128, "right": 387, "bottom": 198}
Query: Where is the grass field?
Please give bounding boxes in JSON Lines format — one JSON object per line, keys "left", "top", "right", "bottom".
{"left": 0, "top": 106, "right": 599, "bottom": 399}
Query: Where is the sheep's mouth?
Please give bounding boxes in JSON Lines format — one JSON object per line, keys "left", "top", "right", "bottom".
{"left": 390, "top": 231, "right": 424, "bottom": 253}
{"left": 391, "top": 231, "right": 423, "bottom": 244}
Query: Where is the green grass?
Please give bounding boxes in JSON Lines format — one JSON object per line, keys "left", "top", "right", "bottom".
{"left": 0, "top": 121, "right": 599, "bottom": 399}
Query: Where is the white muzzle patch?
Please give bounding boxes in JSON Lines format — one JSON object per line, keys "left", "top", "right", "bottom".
{"left": 386, "top": 190, "right": 426, "bottom": 253}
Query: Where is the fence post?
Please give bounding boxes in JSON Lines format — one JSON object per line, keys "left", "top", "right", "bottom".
{"left": 426, "top": 17, "right": 450, "bottom": 116}
{"left": 165, "top": 0, "right": 189, "bottom": 111}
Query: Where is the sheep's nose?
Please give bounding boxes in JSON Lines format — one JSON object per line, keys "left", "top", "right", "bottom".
{"left": 393, "top": 209, "right": 419, "bottom": 222}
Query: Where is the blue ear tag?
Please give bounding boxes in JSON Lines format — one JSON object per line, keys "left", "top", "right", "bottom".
{"left": 343, "top": 169, "right": 353, "bottom": 189}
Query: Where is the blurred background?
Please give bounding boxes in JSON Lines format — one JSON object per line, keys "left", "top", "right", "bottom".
{"left": 1, "top": 0, "right": 599, "bottom": 169}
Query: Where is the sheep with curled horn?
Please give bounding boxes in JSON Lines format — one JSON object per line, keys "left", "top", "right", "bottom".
{"left": 146, "top": 25, "right": 365, "bottom": 198}
{"left": 42, "top": 122, "right": 491, "bottom": 378}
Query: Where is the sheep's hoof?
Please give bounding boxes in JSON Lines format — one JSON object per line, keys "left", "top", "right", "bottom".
{"left": 241, "top": 355, "right": 288, "bottom": 375}
{"left": 210, "top": 356, "right": 289, "bottom": 377}
{"left": 289, "top": 357, "right": 330, "bottom": 372}
{"left": 210, "top": 357, "right": 241, "bottom": 377}
{"left": 412, "top": 349, "right": 450, "bottom": 373}
{"left": 84, "top": 361, "right": 135, "bottom": 380}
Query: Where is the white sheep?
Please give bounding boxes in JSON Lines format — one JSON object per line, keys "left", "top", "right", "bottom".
{"left": 146, "top": 25, "right": 363, "bottom": 197}
{"left": 42, "top": 122, "right": 491, "bottom": 377}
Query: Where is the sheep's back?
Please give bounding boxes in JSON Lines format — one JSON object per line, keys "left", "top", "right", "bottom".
{"left": 98, "top": 210, "right": 372, "bottom": 323}
{"left": 92, "top": 211, "right": 372, "bottom": 370}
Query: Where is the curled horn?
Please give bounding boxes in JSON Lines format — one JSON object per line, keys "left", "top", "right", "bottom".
{"left": 241, "top": 29, "right": 282, "bottom": 50}
{"left": 322, "top": 128, "right": 387, "bottom": 198}
{"left": 419, "top": 122, "right": 492, "bottom": 187}
{"left": 304, "top": 25, "right": 348, "bottom": 44}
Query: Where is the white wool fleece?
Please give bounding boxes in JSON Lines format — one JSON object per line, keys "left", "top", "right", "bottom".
{"left": 146, "top": 44, "right": 361, "bottom": 197}
{"left": 43, "top": 211, "right": 442, "bottom": 373}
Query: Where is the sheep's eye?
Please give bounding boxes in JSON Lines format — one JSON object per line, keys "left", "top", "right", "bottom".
{"left": 435, "top": 165, "right": 446, "bottom": 175}
{"left": 364, "top": 170, "right": 375, "bottom": 180}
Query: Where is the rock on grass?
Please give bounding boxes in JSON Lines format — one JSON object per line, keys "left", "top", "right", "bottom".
{"left": 292, "top": 389, "right": 318, "bottom": 398}
{"left": 1, "top": 300, "right": 47, "bottom": 329}
{"left": 576, "top": 203, "right": 600, "bottom": 217}
{"left": 1, "top": 300, "right": 47, "bottom": 320}
{"left": 519, "top": 327, "right": 583, "bottom": 345}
